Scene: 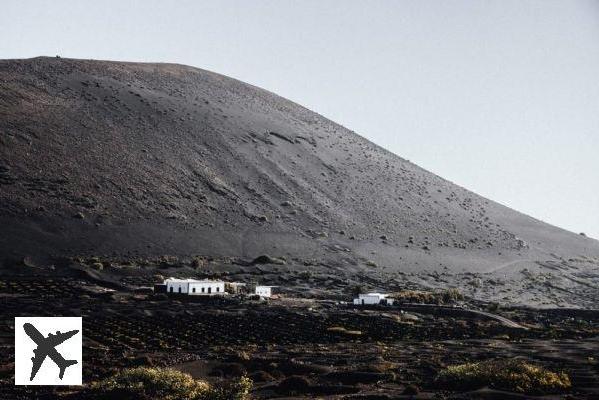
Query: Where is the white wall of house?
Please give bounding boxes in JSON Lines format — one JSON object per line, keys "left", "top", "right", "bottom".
{"left": 165, "top": 279, "right": 225, "bottom": 295}
{"left": 188, "top": 281, "right": 225, "bottom": 295}
{"left": 166, "top": 280, "right": 189, "bottom": 294}
{"left": 353, "top": 293, "right": 394, "bottom": 305}
{"left": 255, "top": 286, "right": 272, "bottom": 298}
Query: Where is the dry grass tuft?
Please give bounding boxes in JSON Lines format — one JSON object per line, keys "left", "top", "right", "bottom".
{"left": 326, "top": 326, "right": 363, "bottom": 336}
{"left": 93, "top": 367, "right": 252, "bottom": 400}
{"left": 436, "top": 359, "right": 571, "bottom": 394}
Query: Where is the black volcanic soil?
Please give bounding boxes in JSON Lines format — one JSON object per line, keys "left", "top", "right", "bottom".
{"left": 1, "top": 270, "right": 598, "bottom": 399}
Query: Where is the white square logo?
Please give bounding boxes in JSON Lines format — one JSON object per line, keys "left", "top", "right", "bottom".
{"left": 14, "top": 317, "right": 82, "bottom": 385}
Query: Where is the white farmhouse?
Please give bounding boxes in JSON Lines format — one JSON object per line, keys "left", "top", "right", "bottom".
{"left": 255, "top": 285, "right": 276, "bottom": 298}
{"left": 164, "top": 278, "right": 225, "bottom": 295}
{"left": 353, "top": 293, "right": 394, "bottom": 306}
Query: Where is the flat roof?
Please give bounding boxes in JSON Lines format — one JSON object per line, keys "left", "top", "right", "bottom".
{"left": 165, "top": 278, "right": 224, "bottom": 284}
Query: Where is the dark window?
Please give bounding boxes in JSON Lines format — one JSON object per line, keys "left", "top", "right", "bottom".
{"left": 192, "top": 288, "right": 196, "bottom": 293}
{"left": 216, "top": 287, "right": 220, "bottom": 292}
{"left": 208, "top": 287, "right": 212, "bottom": 294}
{"left": 178, "top": 287, "right": 181, "bottom": 293}
{"left": 202, "top": 287, "right": 205, "bottom": 293}
{"left": 170, "top": 287, "right": 173, "bottom": 293}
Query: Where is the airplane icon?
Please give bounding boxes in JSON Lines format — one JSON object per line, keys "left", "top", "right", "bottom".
{"left": 23, "top": 323, "right": 79, "bottom": 381}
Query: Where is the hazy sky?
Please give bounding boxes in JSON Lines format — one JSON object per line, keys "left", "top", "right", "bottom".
{"left": 2, "top": 0, "right": 598, "bottom": 239}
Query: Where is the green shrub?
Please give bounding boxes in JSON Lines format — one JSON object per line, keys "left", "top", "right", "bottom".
{"left": 93, "top": 367, "right": 209, "bottom": 400}
{"left": 93, "top": 367, "right": 252, "bottom": 400}
{"left": 436, "top": 359, "right": 571, "bottom": 394}
{"left": 212, "top": 375, "right": 253, "bottom": 400}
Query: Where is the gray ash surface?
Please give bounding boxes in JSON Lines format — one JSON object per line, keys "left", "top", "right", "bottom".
{"left": 1, "top": 57, "right": 598, "bottom": 307}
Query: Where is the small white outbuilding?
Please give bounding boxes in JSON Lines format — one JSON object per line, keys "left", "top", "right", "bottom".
{"left": 255, "top": 285, "right": 276, "bottom": 298}
{"left": 353, "top": 293, "right": 394, "bottom": 306}
{"left": 164, "top": 278, "right": 225, "bottom": 295}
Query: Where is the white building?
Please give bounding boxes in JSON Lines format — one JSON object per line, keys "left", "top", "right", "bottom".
{"left": 353, "top": 293, "right": 394, "bottom": 306}
{"left": 164, "top": 278, "right": 225, "bottom": 295}
{"left": 255, "top": 285, "right": 276, "bottom": 298}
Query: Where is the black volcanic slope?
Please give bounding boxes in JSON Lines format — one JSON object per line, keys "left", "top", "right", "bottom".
{"left": 1, "top": 57, "right": 598, "bottom": 305}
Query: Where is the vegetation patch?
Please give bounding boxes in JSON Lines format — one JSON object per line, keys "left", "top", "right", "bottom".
{"left": 326, "top": 326, "right": 363, "bottom": 336}
{"left": 92, "top": 367, "right": 252, "bottom": 400}
{"left": 435, "top": 359, "right": 571, "bottom": 394}
{"left": 392, "top": 288, "right": 464, "bottom": 304}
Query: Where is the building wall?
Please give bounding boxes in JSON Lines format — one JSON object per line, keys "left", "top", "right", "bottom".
{"left": 255, "top": 286, "right": 272, "bottom": 297}
{"left": 188, "top": 281, "right": 225, "bottom": 295}
{"left": 354, "top": 296, "right": 380, "bottom": 305}
{"left": 353, "top": 296, "right": 394, "bottom": 305}
{"left": 166, "top": 281, "right": 189, "bottom": 294}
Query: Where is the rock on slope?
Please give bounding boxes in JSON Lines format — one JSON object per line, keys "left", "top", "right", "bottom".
{"left": 0, "top": 57, "right": 598, "bottom": 303}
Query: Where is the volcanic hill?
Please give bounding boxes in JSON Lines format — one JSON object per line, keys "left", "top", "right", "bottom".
{"left": 1, "top": 57, "right": 598, "bottom": 306}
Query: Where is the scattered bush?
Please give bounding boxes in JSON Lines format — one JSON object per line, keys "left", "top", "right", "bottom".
{"left": 440, "top": 288, "right": 464, "bottom": 303}
{"left": 435, "top": 359, "right": 571, "bottom": 394}
{"left": 392, "top": 290, "right": 436, "bottom": 304}
{"left": 93, "top": 367, "right": 209, "bottom": 400}
{"left": 190, "top": 258, "right": 206, "bottom": 268}
{"left": 298, "top": 270, "right": 312, "bottom": 279}
{"left": 348, "top": 284, "right": 365, "bottom": 297}
{"left": 212, "top": 375, "right": 253, "bottom": 400}
{"left": 326, "top": 326, "right": 362, "bottom": 336}
{"left": 391, "top": 289, "right": 464, "bottom": 304}
{"left": 89, "top": 262, "right": 104, "bottom": 271}
{"left": 93, "top": 367, "right": 252, "bottom": 400}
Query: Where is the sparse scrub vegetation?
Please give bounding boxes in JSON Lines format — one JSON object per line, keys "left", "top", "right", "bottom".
{"left": 441, "top": 288, "right": 464, "bottom": 303}
{"left": 347, "top": 284, "right": 365, "bottom": 297}
{"left": 435, "top": 359, "right": 571, "bottom": 394}
{"left": 391, "top": 288, "right": 464, "bottom": 304}
{"left": 190, "top": 257, "right": 206, "bottom": 268}
{"left": 298, "top": 270, "right": 312, "bottom": 279}
{"left": 327, "top": 326, "right": 363, "bottom": 336}
{"left": 93, "top": 367, "right": 252, "bottom": 400}
{"left": 392, "top": 290, "right": 437, "bottom": 304}
{"left": 89, "top": 262, "right": 104, "bottom": 271}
